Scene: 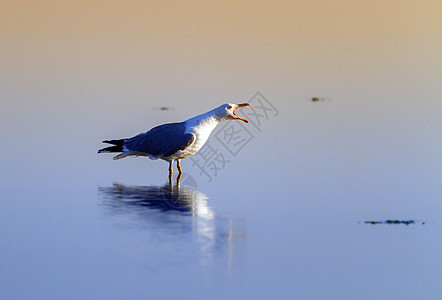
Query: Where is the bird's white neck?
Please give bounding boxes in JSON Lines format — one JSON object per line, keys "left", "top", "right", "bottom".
{"left": 184, "top": 107, "right": 225, "bottom": 129}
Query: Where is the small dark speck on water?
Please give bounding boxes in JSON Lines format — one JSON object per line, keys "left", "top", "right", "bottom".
{"left": 310, "top": 97, "right": 330, "bottom": 102}
{"left": 154, "top": 107, "right": 173, "bottom": 111}
{"left": 363, "top": 219, "right": 422, "bottom": 225}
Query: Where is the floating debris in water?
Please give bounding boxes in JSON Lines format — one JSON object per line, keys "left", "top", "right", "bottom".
{"left": 310, "top": 97, "right": 330, "bottom": 102}
{"left": 153, "top": 106, "right": 173, "bottom": 111}
{"left": 363, "top": 219, "right": 424, "bottom": 225}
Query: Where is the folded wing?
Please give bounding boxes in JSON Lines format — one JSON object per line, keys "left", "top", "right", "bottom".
{"left": 124, "top": 122, "right": 195, "bottom": 159}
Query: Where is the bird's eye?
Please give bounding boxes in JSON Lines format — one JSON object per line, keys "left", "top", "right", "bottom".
{"left": 227, "top": 105, "right": 232, "bottom": 109}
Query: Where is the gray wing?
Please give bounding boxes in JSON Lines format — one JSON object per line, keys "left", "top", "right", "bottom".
{"left": 124, "top": 122, "right": 195, "bottom": 158}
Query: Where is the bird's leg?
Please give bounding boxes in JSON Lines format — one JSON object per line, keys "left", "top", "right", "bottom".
{"left": 177, "top": 159, "right": 182, "bottom": 175}
{"left": 176, "top": 172, "right": 182, "bottom": 186}
{"left": 176, "top": 160, "right": 182, "bottom": 186}
{"left": 168, "top": 161, "right": 173, "bottom": 183}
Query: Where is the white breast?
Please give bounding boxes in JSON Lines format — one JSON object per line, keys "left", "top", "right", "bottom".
{"left": 163, "top": 116, "right": 219, "bottom": 160}
{"left": 187, "top": 121, "right": 218, "bottom": 152}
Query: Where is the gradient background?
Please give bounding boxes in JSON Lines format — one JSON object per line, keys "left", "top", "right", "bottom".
{"left": 2, "top": 0, "right": 441, "bottom": 125}
{"left": 2, "top": 0, "right": 441, "bottom": 203}
{"left": 1, "top": 1, "right": 442, "bottom": 299}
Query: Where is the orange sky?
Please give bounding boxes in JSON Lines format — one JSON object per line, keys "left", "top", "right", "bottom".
{"left": 1, "top": 0, "right": 441, "bottom": 126}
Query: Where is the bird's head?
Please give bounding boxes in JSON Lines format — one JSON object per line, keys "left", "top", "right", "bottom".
{"left": 216, "top": 103, "right": 252, "bottom": 123}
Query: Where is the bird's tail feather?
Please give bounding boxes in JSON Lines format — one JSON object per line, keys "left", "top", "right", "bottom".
{"left": 103, "top": 139, "right": 125, "bottom": 146}
{"left": 98, "top": 139, "right": 125, "bottom": 154}
{"left": 98, "top": 145, "right": 122, "bottom": 153}
{"left": 113, "top": 151, "right": 140, "bottom": 160}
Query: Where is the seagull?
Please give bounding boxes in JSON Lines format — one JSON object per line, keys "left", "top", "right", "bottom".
{"left": 98, "top": 103, "right": 251, "bottom": 181}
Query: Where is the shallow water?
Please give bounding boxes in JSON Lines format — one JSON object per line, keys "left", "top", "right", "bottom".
{"left": 1, "top": 92, "right": 442, "bottom": 299}
{"left": 2, "top": 1, "right": 442, "bottom": 298}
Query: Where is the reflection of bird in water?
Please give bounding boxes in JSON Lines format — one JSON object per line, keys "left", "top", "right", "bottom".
{"left": 98, "top": 103, "right": 251, "bottom": 181}
{"left": 99, "top": 182, "right": 247, "bottom": 268}
{"left": 99, "top": 181, "right": 213, "bottom": 219}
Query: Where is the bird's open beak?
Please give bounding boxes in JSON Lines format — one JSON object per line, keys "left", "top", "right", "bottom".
{"left": 233, "top": 103, "right": 252, "bottom": 123}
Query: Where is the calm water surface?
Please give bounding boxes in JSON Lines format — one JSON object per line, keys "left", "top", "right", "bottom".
{"left": 2, "top": 1, "right": 442, "bottom": 298}
{"left": 1, "top": 101, "right": 442, "bottom": 300}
